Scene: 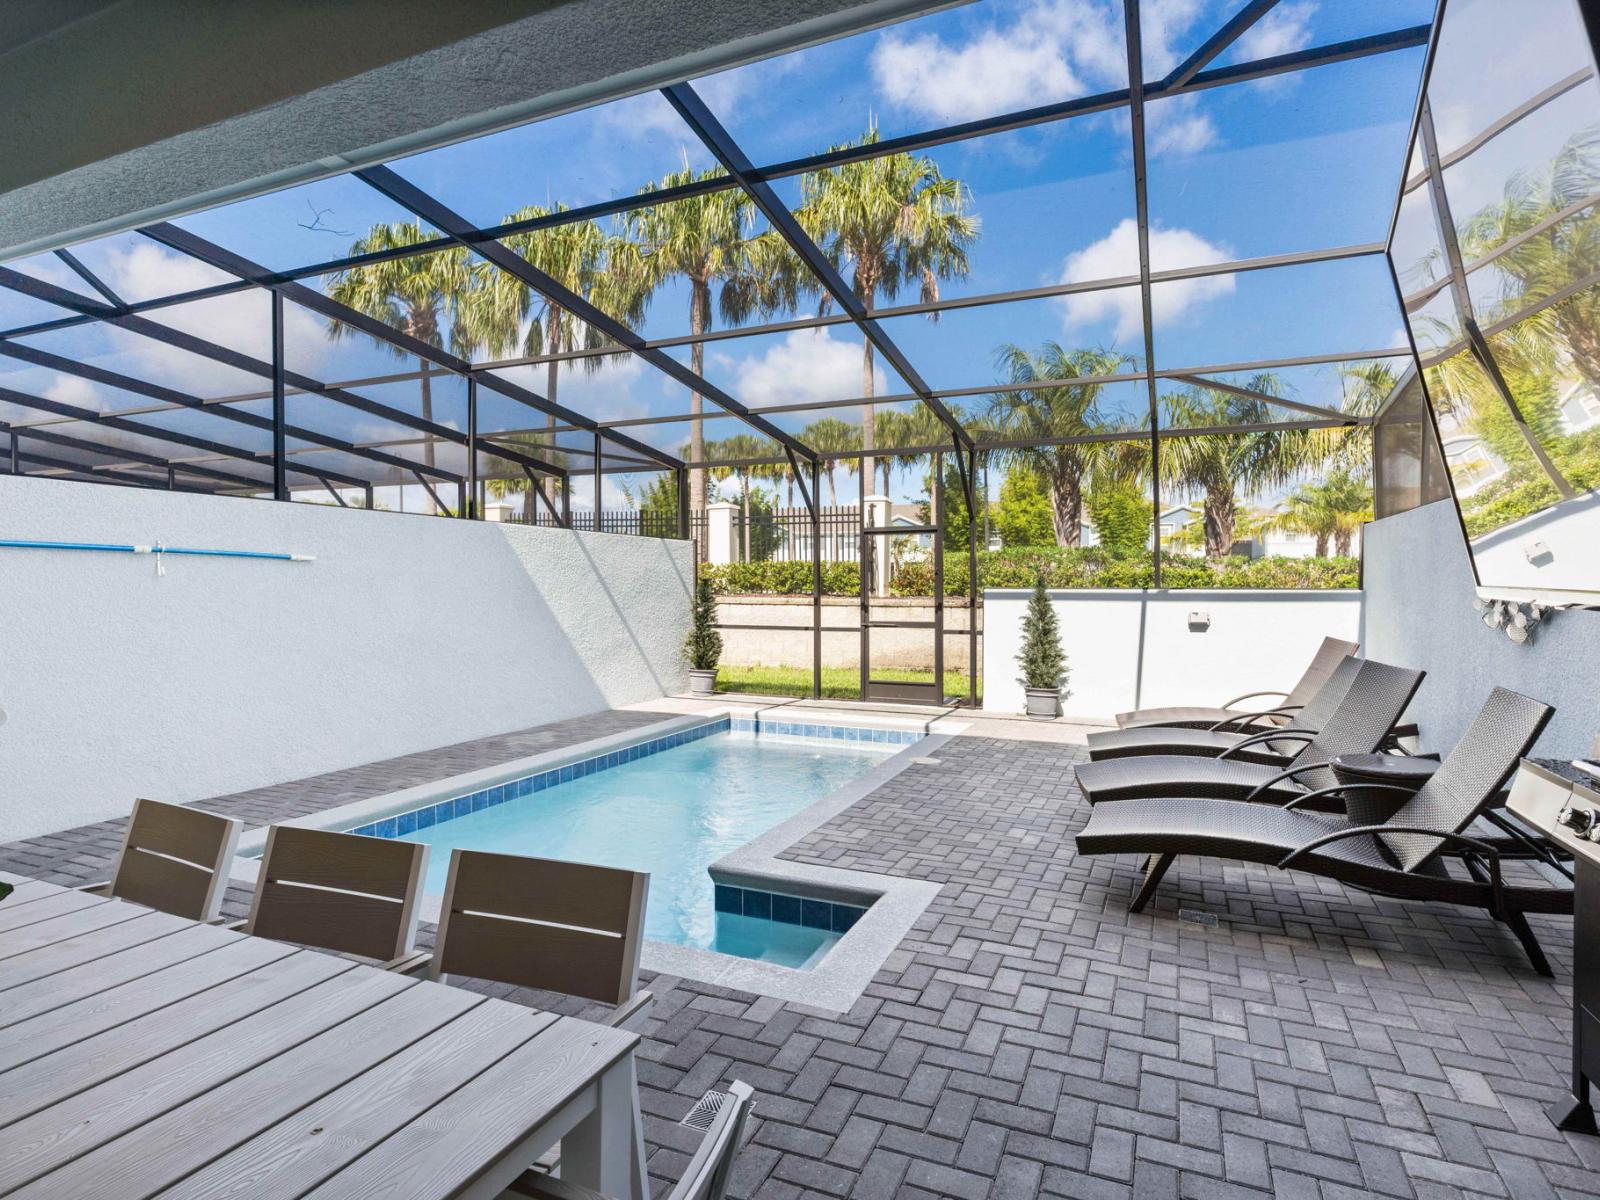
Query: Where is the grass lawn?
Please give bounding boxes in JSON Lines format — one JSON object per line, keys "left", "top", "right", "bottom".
{"left": 716, "top": 664, "right": 980, "bottom": 702}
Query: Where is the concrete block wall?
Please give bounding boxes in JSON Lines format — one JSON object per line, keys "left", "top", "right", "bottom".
{"left": 0, "top": 476, "right": 692, "bottom": 841}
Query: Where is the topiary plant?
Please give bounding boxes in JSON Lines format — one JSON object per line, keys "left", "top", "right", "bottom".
{"left": 684, "top": 575, "right": 723, "bottom": 671}
{"left": 1016, "top": 575, "right": 1067, "bottom": 692}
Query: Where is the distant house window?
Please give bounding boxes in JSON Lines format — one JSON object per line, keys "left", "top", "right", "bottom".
{"left": 1561, "top": 389, "right": 1600, "bottom": 432}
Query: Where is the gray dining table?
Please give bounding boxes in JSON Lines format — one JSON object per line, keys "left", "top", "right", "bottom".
{"left": 0, "top": 870, "right": 648, "bottom": 1200}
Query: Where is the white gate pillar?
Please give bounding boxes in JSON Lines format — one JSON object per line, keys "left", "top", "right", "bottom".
{"left": 707, "top": 502, "right": 738, "bottom": 565}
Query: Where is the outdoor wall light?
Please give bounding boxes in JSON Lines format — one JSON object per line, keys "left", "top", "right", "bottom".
{"left": 1524, "top": 540, "right": 1554, "bottom": 566}
{"left": 1474, "top": 597, "right": 1550, "bottom": 645}
{"left": 1188, "top": 611, "right": 1210, "bottom": 631}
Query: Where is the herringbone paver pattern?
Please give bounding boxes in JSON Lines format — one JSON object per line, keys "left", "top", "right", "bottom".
{"left": 3, "top": 723, "right": 1592, "bottom": 1198}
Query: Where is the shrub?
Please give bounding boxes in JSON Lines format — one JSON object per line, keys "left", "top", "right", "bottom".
{"left": 887, "top": 548, "right": 1358, "bottom": 595}
{"left": 683, "top": 576, "right": 722, "bottom": 670}
{"left": 1017, "top": 576, "right": 1068, "bottom": 692}
{"left": 699, "top": 560, "right": 860, "bottom": 596}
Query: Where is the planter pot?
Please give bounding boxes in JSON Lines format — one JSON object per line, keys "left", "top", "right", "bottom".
{"left": 1024, "top": 687, "right": 1060, "bottom": 720}
{"left": 688, "top": 668, "right": 719, "bottom": 697}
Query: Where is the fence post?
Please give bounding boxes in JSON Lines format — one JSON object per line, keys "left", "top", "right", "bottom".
{"left": 706, "top": 502, "right": 738, "bottom": 565}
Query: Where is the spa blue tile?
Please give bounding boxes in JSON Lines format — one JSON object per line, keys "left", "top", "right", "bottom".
{"left": 801, "top": 899, "right": 832, "bottom": 930}
{"left": 832, "top": 905, "right": 863, "bottom": 932}
{"left": 375, "top": 818, "right": 398, "bottom": 839}
{"left": 771, "top": 894, "right": 802, "bottom": 925}
{"left": 742, "top": 890, "right": 772, "bottom": 920}
{"left": 350, "top": 823, "right": 374, "bottom": 836}
{"left": 452, "top": 796, "right": 471, "bottom": 819}
{"left": 414, "top": 806, "right": 435, "bottom": 830}
{"left": 396, "top": 811, "right": 416, "bottom": 835}
{"left": 714, "top": 885, "right": 742, "bottom": 915}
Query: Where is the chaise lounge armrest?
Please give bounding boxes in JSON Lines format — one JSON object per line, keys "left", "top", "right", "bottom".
{"left": 1220, "top": 689, "right": 1291, "bottom": 710}
{"left": 1207, "top": 705, "right": 1305, "bottom": 733}
{"left": 1219, "top": 729, "right": 1317, "bottom": 762}
{"left": 1278, "top": 823, "right": 1505, "bottom": 911}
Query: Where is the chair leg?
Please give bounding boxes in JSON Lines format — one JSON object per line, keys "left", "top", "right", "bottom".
{"left": 1130, "top": 854, "right": 1174, "bottom": 913}
{"left": 1499, "top": 908, "right": 1554, "bottom": 978}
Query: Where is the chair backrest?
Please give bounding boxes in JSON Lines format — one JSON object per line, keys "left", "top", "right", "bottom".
{"left": 431, "top": 849, "right": 649, "bottom": 1006}
{"left": 669, "top": 1081, "right": 755, "bottom": 1200}
{"left": 1286, "top": 660, "right": 1426, "bottom": 789}
{"left": 1283, "top": 636, "right": 1361, "bottom": 711}
{"left": 1263, "top": 654, "right": 1362, "bottom": 753}
{"left": 108, "top": 798, "right": 242, "bottom": 922}
{"left": 247, "top": 826, "right": 429, "bottom": 962}
{"left": 1380, "top": 687, "right": 1555, "bottom": 872}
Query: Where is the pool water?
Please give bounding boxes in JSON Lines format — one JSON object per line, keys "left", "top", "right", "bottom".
{"left": 390, "top": 730, "right": 894, "bottom": 966}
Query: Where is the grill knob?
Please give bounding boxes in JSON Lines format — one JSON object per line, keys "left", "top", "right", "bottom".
{"left": 1559, "top": 806, "right": 1594, "bottom": 836}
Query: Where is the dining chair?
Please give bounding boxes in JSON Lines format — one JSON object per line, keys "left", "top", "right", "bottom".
{"left": 430, "top": 848, "right": 653, "bottom": 1026}
{"left": 244, "top": 825, "right": 430, "bottom": 971}
{"left": 510, "top": 1080, "right": 754, "bottom": 1200}
{"left": 80, "top": 797, "right": 242, "bottom": 922}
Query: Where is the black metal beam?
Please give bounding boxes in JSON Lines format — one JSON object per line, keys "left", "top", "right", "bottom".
{"left": 1166, "top": 373, "right": 1349, "bottom": 421}
{"left": 53, "top": 249, "right": 125, "bottom": 308}
{"left": 354, "top": 164, "right": 816, "bottom": 464}
{"left": 0, "top": 420, "right": 266, "bottom": 491}
{"left": 1126, "top": 0, "right": 1165, "bottom": 590}
{"left": 0, "top": 381, "right": 363, "bottom": 490}
{"left": 137, "top": 222, "right": 670, "bottom": 472}
{"left": 663, "top": 81, "right": 971, "bottom": 454}
{"left": 1164, "top": 0, "right": 1280, "bottom": 89}
{"left": 271, "top": 289, "right": 288, "bottom": 501}
{"left": 0, "top": 264, "right": 476, "bottom": 456}
{"left": 0, "top": 337, "right": 453, "bottom": 484}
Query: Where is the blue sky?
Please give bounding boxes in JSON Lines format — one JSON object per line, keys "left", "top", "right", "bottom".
{"left": 0, "top": 0, "right": 1445, "bottom": 508}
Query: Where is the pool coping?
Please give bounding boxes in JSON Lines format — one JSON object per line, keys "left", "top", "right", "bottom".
{"left": 227, "top": 703, "right": 959, "bottom": 1012}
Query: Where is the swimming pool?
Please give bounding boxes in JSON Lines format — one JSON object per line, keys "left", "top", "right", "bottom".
{"left": 343, "top": 717, "right": 913, "bottom": 968}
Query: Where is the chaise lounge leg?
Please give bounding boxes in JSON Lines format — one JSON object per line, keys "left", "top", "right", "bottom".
{"left": 1130, "top": 854, "right": 1174, "bottom": 913}
{"left": 1500, "top": 908, "right": 1554, "bottom": 978}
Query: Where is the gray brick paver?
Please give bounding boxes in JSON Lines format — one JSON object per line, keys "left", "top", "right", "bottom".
{"left": 2, "top": 725, "right": 1583, "bottom": 1198}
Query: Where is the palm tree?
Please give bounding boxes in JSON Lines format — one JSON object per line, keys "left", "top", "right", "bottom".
{"left": 456, "top": 206, "right": 645, "bottom": 519}
{"left": 623, "top": 168, "right": 807, "bottom": 517}
{"left": 984, "top": 343, "right": 1139, "bottom": 546}
{"left": 326, "top": 223, "right": 470, "bottom": 511}
{"left": 798, "top": 417, "right": 861, "bottom": 506}
{"left": 1270, "top": 469, "right": 1373, "bottom": 556}
{"left": 799, "top": 128, "right": 977, "bottom": 496}
{"left": 1160, "top": 378, "right": 1326, "bottom": 556}
{"left": 704, "top": 433, "right": 779, "bottom": 560}
{"left": 874, "top": 404, "right": 959, "bottom": 499}
{"left": 1457, "top": 125, "right": 1600, "bottom": 390}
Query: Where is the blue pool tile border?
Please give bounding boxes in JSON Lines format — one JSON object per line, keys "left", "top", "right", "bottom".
{"left": 346, "top": 715, "right": 920, "bottom": 839}
{"left": 715, "top": 883, "right": 866, "bottom": 934}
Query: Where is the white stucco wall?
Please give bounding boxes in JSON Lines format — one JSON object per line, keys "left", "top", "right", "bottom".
{"left": 0, "top": 476, "right": 692, "bottom": 842}
{"left": 1363, "top": 498, "right": 1600, "bottom": 760}
{"left": 983, "top": 588, "right": 1363, "bottom": 721}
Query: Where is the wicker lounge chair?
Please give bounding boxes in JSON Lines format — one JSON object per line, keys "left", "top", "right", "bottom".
{"left": 1075, "top": 687, "right": 1562, "bottom": 974}
{"left": 1087, "top": 654, "right": 1363, "bottom": 766}
{"left": 1076, "top": 659, "right": 1424, "bottom": 809}
{"left": 1113, "top": 635, "right": 1357, "bottom": 730}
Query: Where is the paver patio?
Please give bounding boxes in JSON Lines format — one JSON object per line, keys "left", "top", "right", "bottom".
{"left": 2, "top": 712, "right": 1591, "bottom": 1199}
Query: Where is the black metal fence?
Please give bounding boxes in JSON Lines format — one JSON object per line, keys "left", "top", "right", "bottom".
{"left": 729, "top": 506, "right": 861, "bottom": 563}
{"left": 498, "top": 505, "right": 864, "bottom": 562}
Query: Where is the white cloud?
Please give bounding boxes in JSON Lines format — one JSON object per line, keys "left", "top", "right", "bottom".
{"left": 43, "top": 373, "right": 107, "bottom": 413}
{"left": 1146, "top": 97, "right": 1217, "bottom": 155}
{"left": 1059, "top": 218, "right": 1235, "bottom": 339}
{"left": 870, "top": 0, "right": 1125, "bottom": 124}
{"left": 1235, "top": 2, "right": 1316, "bottom": 60}
{"left": 714, "top": 328, "right": 861, "bottom": 408}
{"left": 87, "top": 242, "right": 329, "bottom": 396}
{"left": 1139, "top": 0, "right": 1206, "bottom": 77}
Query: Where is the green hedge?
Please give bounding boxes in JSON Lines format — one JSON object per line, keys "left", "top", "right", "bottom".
{"left": 701, "top": 549, "right": 1359, "bottom": 595}
{"left": 701, "top": 560, "right": 861, "bottom": 595}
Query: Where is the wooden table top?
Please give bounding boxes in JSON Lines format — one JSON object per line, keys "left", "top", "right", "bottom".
{"left": 0, "top": 874, "right": 639, "bottom": 1199}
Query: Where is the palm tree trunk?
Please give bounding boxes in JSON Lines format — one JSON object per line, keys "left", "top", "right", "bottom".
{"left": 1049, "top": 453, "right": 1082, "bottom": 547}
{"left": 1204, "top": 485, "right": 1236, "bottom": 557}
{"left": 825, "top": 470, "right": 838, "bottom": 507}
